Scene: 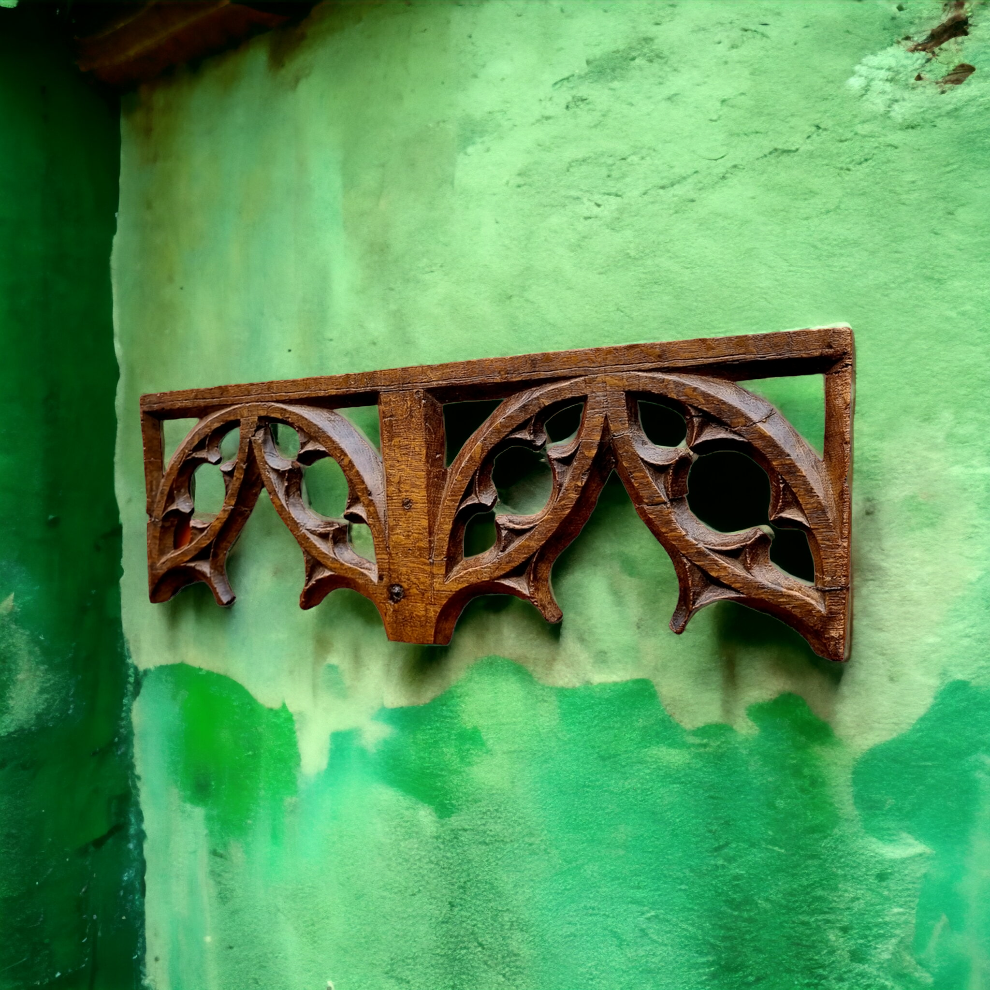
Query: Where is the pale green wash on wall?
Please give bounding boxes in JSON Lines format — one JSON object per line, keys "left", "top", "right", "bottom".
{"left": 113, "top": 2, "right": 990, "bottom": 987}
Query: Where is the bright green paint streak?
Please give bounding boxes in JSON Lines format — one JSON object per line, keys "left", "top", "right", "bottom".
{"left": 148, "top": 664, "right": 298, "bottom": 838}
{"left": 139, "top": 658, "right": 989, "bottom": 989}
{"left": 856, "top": 680, "right": 990, "bottom": 989}
{"left": 0, "top": 6, "right": 143, "bottom": 988}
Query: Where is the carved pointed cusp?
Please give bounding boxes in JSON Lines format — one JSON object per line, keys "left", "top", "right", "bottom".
{"left": 142, "top": 326, "right": 854, "bottom": 660}
{"left": 146, "top": 403, "right": 387, "bottom": 615}
{"left": 147, "top": 410, "right": 262, "bottom": 605}
{"left": 249, "top": 403, "right": 386, "bottom": 611}
{"left": 434, "top": 380, "right": 610, "bottom": 633}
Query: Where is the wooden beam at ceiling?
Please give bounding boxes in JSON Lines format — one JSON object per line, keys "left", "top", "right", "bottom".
{"left": 75, "top": 1, "right": 312, "bottom": 87}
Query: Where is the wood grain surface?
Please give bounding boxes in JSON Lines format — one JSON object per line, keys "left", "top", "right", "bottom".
{"left": 141, "top": 327, "right": 854, "bottom": 660}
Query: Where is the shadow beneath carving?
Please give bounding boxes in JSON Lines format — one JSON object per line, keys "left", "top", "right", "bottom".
{"left": 159, "top": 579, "right": 243, "bottom": 649}
{"left": 712, "top": 600, "right": 845, "bottom": 686}
{"left": 400, "top": 642, "right": 451, "bottom": 683}
{"left": 161, "top": 578, "right": 230, "bottom": 627}
{"left": 551, "top": 470, "right": 650, "bottom": 584}
{"left": 460, "top": 593, "right": 565, "bottom": 644}
{"left": 316, "top": 587, "right": 387, "bottom": 634}
{"left": 160, "top": 491, "right": 390, "bottom": 660}
{"left": 399, "top": 592, "right": 564, "bottom": 687}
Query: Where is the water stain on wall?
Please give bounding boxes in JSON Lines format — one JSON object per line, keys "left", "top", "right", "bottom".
{"left": 115, "top": 0, "right": 990, "bottom": 985}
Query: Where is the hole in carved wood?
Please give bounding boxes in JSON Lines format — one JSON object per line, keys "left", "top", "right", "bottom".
{"left": 219, "top": 427, "right": 240, "bottom": 462}
{"left": 304, "top": 456, "right": 375, "bottom": 562}
{"left": 304, "top": 457, "right": 347, "bottom": 517}
{"left": 462, "top": 442, "right": 558, "bottom": 558}
{"left": 740, "top": 375, "right": 825, "bottom": 455}
{"left": 638, "top": 400, "right": 687, "bottom": 447}
{"left": 143, "top": 329, "right": 852, "bottom": 660}
{"left": 272, "top": 422, "right": 301, "bottom": 459}
{"left": 192, "top": 463, "right": 226, "bottom": 516}
{"left": 350, "top": 521, "right": 376, "bottom": 563}
{"left": 458, "top": 402, "right": 585, "bottom": 559}
{"left": 545, "top": 402, "right": 583, "bottom": 443}
{"left": 464, "top": 510, "right": 496, "bottom": 557}
{"left": 687, "top": 450, "right": 814, "bottom": 581}
{"left": 492, "top": 446, "right": 553, "bottom": 515}
{"left": 163, "top": 418, "right": 239, "bottom": 469}
{"left": 162, "top": 418, "right": 199, "bottom": 463}
{"left": 443, "top": 400, "right": 501, "bottom": 465}
{"left": 338, "top": 405, "right": 381, "bottom": 451}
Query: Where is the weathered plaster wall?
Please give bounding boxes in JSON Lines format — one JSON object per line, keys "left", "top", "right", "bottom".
{"left": 0, "top": 7, "right": 143, "bottom": 989}
{"left": 114, "top": 1, "right": 990, "bottom": 987}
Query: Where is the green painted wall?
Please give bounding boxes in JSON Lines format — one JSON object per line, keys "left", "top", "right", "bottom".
{"left": 112, "top": 1, "right": 990, "bottom": 987}
{"left": 0, "top": 7, "right": 143, "bottom": 990}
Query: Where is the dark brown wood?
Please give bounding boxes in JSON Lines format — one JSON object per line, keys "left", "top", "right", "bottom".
{"left": 74, "top": 1, "right": 312, "bottom": 88}
{"left": 141, "top": 327, "right": 855, "bottom": 661}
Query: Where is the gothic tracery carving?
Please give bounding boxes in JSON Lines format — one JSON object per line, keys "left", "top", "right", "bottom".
{"left": 141, "top": 326, "right": 854, "bottom": 660}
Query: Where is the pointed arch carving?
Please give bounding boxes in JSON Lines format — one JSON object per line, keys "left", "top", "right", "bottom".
{"left": 142, "top": 326, "right": 854, "bottom": 660}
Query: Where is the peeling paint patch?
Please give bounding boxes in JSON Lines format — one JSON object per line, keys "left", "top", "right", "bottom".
{"left": 908, "top": 1, "right": 970, "bottom": 54}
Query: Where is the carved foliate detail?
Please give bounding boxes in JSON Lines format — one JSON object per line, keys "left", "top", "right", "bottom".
{"left": 146, "top": 403, "right": 386, "bottom": 612}
{"left": 142, "top": 327, "right": 854, "bottom": 660}
{"left": 436, "top": 381, "right": 608, "bottom": 630}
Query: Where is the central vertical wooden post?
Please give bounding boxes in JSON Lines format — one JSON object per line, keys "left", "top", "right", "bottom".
{"left": 376, "top": 388, "right": 447, "bottom": 643}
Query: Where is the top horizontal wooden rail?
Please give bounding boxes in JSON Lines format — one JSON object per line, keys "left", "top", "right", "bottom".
{"left": 141, "top": 325, "right": 852, "bottom": 416}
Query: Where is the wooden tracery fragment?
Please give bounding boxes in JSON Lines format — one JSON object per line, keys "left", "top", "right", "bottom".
{"left": 141, "top": 326, "right": 854, "bottom": 660}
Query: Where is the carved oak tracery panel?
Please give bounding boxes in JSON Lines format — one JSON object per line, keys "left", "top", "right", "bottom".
{"left": 142, "top": 327, "right": 854, "bottom": 661}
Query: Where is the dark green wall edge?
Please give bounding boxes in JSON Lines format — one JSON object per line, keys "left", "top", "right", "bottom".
{"left": 0, "top": 7, "right": 143, "bottom": 988}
